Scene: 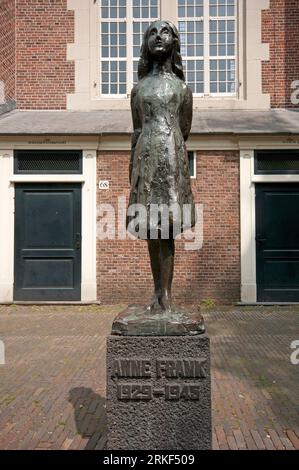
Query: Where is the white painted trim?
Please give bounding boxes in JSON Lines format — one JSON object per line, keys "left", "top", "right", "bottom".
{"left": 161, "top": 0, "right": 177, "bottom": 24}
{"left": 240, "top": 150, "right": 256, "bottom": 302}
{"left": 0, "top": 135, "right": 100, "bottom": 148}
{"left": 10, "top": 175, "right": 85, "bottom": 183}
{"left": 81, "top": 150, "right": 97, "bottom": 301}
{"left": 0, "top": 150, "right": 14, "bottom": 303}
{"left": 97, "top": 135, "right": 299, "bottom": 152}
{"left": 203, "top": 0, "right": 209, "bottom": 96}
{"left": 0, "top": 143, "right": 97, "bottom": 303}
{"left": 245, "top": 0, "right": 270, "bottom": 108}
{"left": 252, "top": 175, "right": 299, "bottom": 183}
{"left": 126, "top": 0, "right": 134, "bottom": 95}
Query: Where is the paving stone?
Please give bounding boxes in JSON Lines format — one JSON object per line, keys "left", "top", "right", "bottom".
{"left": 0, "top": 304, "right": 298, "bottom": 450}
{"left": 285, "top": 430, "right": 299, "bottom": 449}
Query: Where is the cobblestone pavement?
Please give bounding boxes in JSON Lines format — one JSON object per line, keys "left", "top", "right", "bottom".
{"left": 0, "top": 304, "right": 298, "bottom": 450}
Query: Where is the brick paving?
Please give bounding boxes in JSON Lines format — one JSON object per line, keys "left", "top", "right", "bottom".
{"left": 0, "top": 304, "right": 298, "bottom": 450}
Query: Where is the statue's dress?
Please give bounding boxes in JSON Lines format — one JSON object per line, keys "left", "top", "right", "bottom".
{"left": 126, "top": 72, "right": 196, "bottom": 238}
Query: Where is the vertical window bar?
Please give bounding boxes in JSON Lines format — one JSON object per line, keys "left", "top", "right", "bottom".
{"left": 203, "top": 0, "right": 210, "bottom": 95}
{"left": 209, "top": 0, "right": 237, "bottom": 95}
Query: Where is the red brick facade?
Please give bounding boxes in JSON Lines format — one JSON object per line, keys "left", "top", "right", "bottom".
{"left": 97, "top": 151, "right": 240, "bottom": 305}
{"left": 0, "top": 0, "right": 15, "bottom": 105}
{"left": 262, "top": 0, "right": 299, "bottom": 108}
{"left": 16, "top": 0, "right": 74, "bottom": 109}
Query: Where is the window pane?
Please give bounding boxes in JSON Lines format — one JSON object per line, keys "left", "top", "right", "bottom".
{"left": 196, "top": 83, "right": 204, "bottom": 93}
{"left": 210, "top": 82, "right": 217, "bottom": 93}
{"left": 102, "top": 47, "right": 109, "bottom": 57}
{"left": 110, "top": 84, "right": 117, "bottom": 94}
{"left": 102, "top": 22, "right": 109, "bottom": 33}
{"left": 102, "top": 7, "right": 109, "bottom": 18}
{"left": 119, "top": 7, "right": 126, "bottom": 18}
{"left": 110, "top": 34, "right": 117, "bottom": 46}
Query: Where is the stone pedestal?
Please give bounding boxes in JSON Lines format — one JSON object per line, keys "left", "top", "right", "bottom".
{"left": 106, "top": 334, "right": 211, "bottom": 450}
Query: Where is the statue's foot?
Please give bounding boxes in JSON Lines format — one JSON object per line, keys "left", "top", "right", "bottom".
{"left": 159, "top": 294, "right": 172, "bottom": 313}
{"left": 144, "top": 294, "right": 163, "bottom": 314}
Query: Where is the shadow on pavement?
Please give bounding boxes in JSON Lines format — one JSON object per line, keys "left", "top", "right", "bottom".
{"left": 68, "top": 387, "right": 107, "bottom": 450}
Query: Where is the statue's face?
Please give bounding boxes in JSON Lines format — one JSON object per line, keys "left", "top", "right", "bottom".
{"left": 147, "top": 21, "right": 174, "bottom": 58}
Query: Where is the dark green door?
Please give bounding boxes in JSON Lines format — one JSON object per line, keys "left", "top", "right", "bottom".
{"left": 14, "top": 184, "right": 81, "bottom": 301}
{"left": 256, "top": 184, "right": 299, "bottom": 301}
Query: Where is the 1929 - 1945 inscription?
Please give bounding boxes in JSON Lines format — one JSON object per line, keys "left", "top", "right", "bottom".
{"left": 111, "top": 358, "right": 207, "bottom": 401}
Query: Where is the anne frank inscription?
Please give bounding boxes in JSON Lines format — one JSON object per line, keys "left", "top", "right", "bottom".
{"left": 111, "top": 358, "right": 206, "bottom": 401}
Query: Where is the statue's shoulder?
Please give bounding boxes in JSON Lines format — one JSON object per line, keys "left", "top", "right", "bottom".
{"left": 130, "top": 83, "right": 141, "bottom": 103}
{"left": 181, "top": 82, "right": 193, "bottom": 103}
{"left": 131, "top": 82, "right": 139, "bottom": 96}
{"left": 182, "top": 81, "right": 192, "bottom": 95}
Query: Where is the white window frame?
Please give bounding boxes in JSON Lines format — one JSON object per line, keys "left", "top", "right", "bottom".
{"left": 178, "top": 0, "right": 238, "bottom": 98}
{"left": 206, "top": 1, "right": 238, "bottom": 98}
{"left": 67, "top": 0, "right": 270, "bottom": 110}
{"left": 98, "top": 0, "right": 238, "bottom": 99}
{"left": 99, "top": 8, "right": 129, "bottom": 99}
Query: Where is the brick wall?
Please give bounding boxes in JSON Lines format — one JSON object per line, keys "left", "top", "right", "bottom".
{"left": 97, "top": 151, "right": 240, "bottom": 305}
{"left": 16, "top": 0, "right": 74, "bottom": 109}
{"left": 262, "top": 0, "right": 299, "bottom": 108}
{"left": 0, "top": 0, "right": 15, "bottom": 108}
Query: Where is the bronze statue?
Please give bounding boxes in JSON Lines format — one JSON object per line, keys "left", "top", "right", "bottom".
{"left": 126, "top": 20, "right": 196, "bottom": 313}
{"left": 112, "top": 20, "right": 204, "bottom": 335}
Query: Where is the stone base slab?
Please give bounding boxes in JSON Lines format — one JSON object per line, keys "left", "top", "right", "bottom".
{"left": 111, "top": 304, "right": 205, "bottom": 336}
{"left": 106, "top": 335, "right": 211, "bottom": 450}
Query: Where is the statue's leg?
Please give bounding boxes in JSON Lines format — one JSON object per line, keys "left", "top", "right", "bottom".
{"left": 146, "top": 239, "right": 162, "bottom": 311}
{"left": 159, "top": 238, "right": 175, "bottom": 311}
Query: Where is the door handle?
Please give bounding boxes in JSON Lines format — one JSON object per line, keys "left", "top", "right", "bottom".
{"left": 256, "top": 235, "right": 266, "bottom": 245}
{"left": 75, "top": 233, "right": 81, "bottom": 250}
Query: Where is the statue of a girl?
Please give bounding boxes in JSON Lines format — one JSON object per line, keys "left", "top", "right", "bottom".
{"left": 126, "top": 20, "right": 196, "bottom": 316}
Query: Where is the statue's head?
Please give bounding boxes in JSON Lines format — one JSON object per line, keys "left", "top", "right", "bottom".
{"left": 138, "top": 20, "right": 185, "bottom": 81}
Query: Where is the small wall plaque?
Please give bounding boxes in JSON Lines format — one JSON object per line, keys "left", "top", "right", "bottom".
{"left": 99, "top": 180, "right": 109, "bottom": 189}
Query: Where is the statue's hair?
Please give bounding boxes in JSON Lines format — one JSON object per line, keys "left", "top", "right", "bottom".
{"left": 137, "top": 21, "right": 185, "bottom": 81}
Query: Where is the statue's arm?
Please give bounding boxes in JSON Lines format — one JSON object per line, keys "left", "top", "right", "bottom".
{"left": 180, "top": 85, "right": 193, "bottom": 142}
{"left": 129, "top": 86, "right": 142, "bottom": 185}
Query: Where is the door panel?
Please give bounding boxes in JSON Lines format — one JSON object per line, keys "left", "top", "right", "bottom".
{"left": 256, "top": 184, "right": 299, "bottom": 301}
{"left": 14, "top": 184, "right": 81, "bottom": 301}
